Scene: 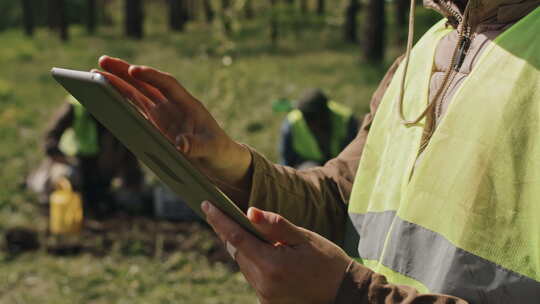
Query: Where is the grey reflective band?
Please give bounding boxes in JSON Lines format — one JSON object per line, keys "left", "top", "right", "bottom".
{"left": 349, "top": 211, "right": 540, "bottom": 303}
{"left": 350, "top": 211, "right": 395, "bottom": 261}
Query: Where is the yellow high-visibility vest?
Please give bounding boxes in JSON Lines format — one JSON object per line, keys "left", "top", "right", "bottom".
{"left": 347, "top": 8, "right": 540, "bottom": 303}
{"left": 287, "top": 101, "right": 352, "bottom": 163}
{"left": 59, "top": 96, "right": 99, "bottom": 157}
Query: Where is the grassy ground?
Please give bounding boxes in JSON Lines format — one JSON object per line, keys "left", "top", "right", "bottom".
{"left": 0, "top": 2, "right": 440, "bottom": 303}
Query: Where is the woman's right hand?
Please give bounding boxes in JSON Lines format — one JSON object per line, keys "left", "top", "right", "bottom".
{"left": 96, "top": 56, "right": 253, "bottom": 192}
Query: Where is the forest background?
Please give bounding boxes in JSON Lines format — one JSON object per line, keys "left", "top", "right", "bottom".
{"left": 0, "top": 0, "right": 439, "bottom": 303}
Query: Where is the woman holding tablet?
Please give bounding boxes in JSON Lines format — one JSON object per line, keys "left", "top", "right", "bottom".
{"left": 93, "top": 1, "right": 540, "bottom": 301}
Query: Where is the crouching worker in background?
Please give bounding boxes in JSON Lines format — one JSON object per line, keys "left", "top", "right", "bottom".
{"left": 280, "top": 89, "right": 358, "bottom": 168}
{"left": 42, "top": 95, "right": 145, "bottom": 217}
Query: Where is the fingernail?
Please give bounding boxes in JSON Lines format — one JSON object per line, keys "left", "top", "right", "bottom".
{"left": 182, "top": 136, "right": 190, "bottom": 154}
{"left": 201, "top": 201, "right": 210, "bottom": 214}
{"left": 177, "top": 136, "right": 189, "bottom": 154}
{"left": 247, "top": 207, "right": 257, "bottom": 222}
{"left": 99, "top": 55, "right": 109, "bottom": 62}
{"left": 175, "top": 135, "right": 185, "bottom": 152}
{"left": 248, "top": 207, "right": 263, "bottom": 223}
{"left": 129, "top": 65, "right": 141, "bottom": 75}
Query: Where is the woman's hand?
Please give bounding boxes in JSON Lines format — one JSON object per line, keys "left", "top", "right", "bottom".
{"left": 202, "top": 201, "right": 351, "bottom": 304}
{"left": 95, "top": 56, "right": 252, "bottom": 194}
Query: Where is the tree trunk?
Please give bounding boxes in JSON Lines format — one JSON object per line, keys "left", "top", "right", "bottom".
{"left": 202, "top": 0, "right": 214, "bottom": 23}
{"left": 244, "top": 0, "right": 254, "bottom": 19}
{"left": 101, "top": 0, "right": 114, "bottom": 26}
{"left": 270, "top": 0, "right": 278, "bottom": 46}
{"left": 344, "top": 0, "right": 360, "bottom": 43}
{"left": 184, "top": 0, "right": 194, "bottom": 21}
{"left": 221, "top": 0, "right": 232, "bottom": 35}
{"left": 395, "top": 0, "right": 408, "bottom": 42}
{"left": 300, "top": 0, "right": 308, "bottom": 14}
{"left": 57, "top": 0, "right": 69, "bottom": 41}
{"left": 86, "top": 0, "right": 97, "bottom": 34}
{"left": 169, "top": 0, "right": 187, "bottom": 31}
{"left": 47, "top": 0, "right": 56, "bottom": 30}
{"left": 190, "top": 0, "right": 200, "bottom": 21}
{"left": 317, "top": 0, "right": 325, "bottom": 15}
{"left": 395, "top": 0, "right": 408, "bottom": 26}
{"left": 125, "top": 0, "right": 144, "bottom": 39}
{"left": 21, "top": 0, "right": 35, "bottom": 37}
{"left": 48, "top": 0, "right": 69, "bottom": 41}
{"left": 363, "top": 0, "right": 385, "bottom": 63}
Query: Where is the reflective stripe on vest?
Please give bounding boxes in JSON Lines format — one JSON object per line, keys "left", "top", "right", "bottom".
{"left": 287, "top": 101, "right": 352, "bottom": 162}
{"left": 59, "top": 96, "right": 99, "bottom": 157}
{"left": 347, "top": 8, "right": 540, "bottom": 304}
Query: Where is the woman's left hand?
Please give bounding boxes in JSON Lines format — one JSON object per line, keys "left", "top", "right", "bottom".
{"left": 201, "top": 201, "right": 351, "bottom": 304}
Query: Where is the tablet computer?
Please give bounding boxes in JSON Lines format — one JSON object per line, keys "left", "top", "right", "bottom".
{"left": 51, "top": 67, "right": 265, "bottom": 241}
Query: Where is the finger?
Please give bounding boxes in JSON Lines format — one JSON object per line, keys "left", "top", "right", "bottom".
{"left": 201, "top": 201, "right": 269, "bottom": 261}
{"left": 94, "top": 70, "right": 155, "bottom": 115}
{"left": 99, "top": 55, "right": 166, "bottom": 102}
{"left": 174, "top": 134, "right": 189, "bottom": 155}
{"left": 128, "top": 65, "right": 195, "bottom": 106}
{"left": 247, "top": 208, "right": 307, "bottom": 246}
{"left": 94, "top": 70, "right": 153, "bottom": 114}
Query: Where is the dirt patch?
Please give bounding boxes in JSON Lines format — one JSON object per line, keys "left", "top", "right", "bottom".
{"left": 5, "top": 214, "right": 237, "bottom": 269}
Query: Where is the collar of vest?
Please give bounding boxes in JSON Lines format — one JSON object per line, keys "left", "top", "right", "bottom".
{"left": 423, "top": 0, "right": 539, "bottom": 29}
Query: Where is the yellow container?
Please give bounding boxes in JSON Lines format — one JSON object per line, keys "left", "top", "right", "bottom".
{"left": 49, "top": 178, "right": 83, "bottom": 235}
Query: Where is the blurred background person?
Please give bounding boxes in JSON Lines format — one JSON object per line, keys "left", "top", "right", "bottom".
{"left": 279, "top": 89, "right": 358, "bottom": 168}
{"left": 43, "top": 95, "right": 145, "bottom": 217}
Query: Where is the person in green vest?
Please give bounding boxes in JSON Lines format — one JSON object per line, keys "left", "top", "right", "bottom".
{"left": 280, "top": 89, "right": 358, "bottom": 168}
{"left": 95, "top": 0, "right": 539, "bottom": 302}
{"left": 44, "top": 95, "right": 144, "bottom": 217}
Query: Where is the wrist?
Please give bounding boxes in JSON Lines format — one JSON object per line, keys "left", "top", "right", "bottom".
{"left": 221, "top": 140, "right": 253, "bottom": 185}
{"left": 202, "top": 139, "right": 252, "bottom": 188}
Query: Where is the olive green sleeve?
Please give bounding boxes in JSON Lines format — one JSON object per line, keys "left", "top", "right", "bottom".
{"left": 247, "top": 148, "right": 349, "bottom": 243}
{"left": 244, "top": 55, "right": 405, "bottom": 244}
{"left": 334, "top": 261, "right": 469, "bottom": 304}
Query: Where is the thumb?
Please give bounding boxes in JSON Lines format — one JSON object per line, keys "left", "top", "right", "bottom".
{"left": 247, "top": 207, "right": 306, "bottom": 246}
